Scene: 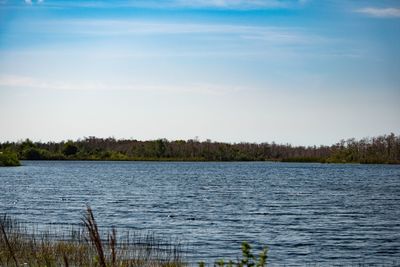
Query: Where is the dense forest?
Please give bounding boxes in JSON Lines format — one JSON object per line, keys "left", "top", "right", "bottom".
{"left": 0, "top": 133, "right": 399, "bottom": 164}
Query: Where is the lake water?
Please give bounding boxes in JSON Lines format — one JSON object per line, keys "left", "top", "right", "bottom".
{"left": 1, "top": 161, "right": 400, "bottom": 266}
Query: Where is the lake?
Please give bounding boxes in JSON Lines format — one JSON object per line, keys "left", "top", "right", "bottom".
{"left": 1, "top": 161, "right": 399, "bottom": 266}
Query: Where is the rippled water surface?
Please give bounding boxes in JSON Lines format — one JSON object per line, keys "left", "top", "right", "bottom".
{"left": 1, "top": 161, "right": 400, "bottom": 265}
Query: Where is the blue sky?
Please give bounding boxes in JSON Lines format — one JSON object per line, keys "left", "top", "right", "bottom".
{"left": 0, "top": 0, "right": 399, "bottom": 145}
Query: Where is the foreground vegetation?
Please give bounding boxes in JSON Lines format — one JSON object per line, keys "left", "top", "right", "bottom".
{"left": 0, "top": 151, "right": 20, "bottom": 167}
{"left": 0, "top": 208, "right": 184, "bottom": 267}
{"left": 1, "top": 133, "right": 399, "bottom": 164}
{"left": 0, "top": 207, "right": 268, "bottom": 267}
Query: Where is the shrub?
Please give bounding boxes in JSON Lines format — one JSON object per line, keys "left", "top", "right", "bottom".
{"left": 63, "top": 142, "right": 79, "bottom": 156}
{"left": 198, "top": 241, "right": 268, "bottom": 267}
{"left": 0, "top": 151, "right": 20, "bottom": 166}
{"left": 22, "top": 147, "right": 49, "bottom": 160}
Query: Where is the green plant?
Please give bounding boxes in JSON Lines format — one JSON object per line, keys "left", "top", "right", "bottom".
{"left": 0, "top": 208, "right": 185, "bottom": 267}
{"left": 203, "top": 241, "right": 268, "bottom": 267}
{"left": 63, "top": 142, "right": 79, "bottom": 156}
{"left": 0, "top": 151, "right": 20, "bottom": 166}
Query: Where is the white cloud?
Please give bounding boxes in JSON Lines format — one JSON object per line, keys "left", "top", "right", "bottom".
{"left": 170, "top": 0, "right": 287, "bottom": 9}
{"left": 23, "top": 0, "right": 44, "bottom": 5}
{"left": 0, "top": 74, "right": 236, "bottom": 95}
{"left": 0, "top": 75, "right": 38, "bottom": 88}
{"left": 13, "top": 0, "right": 306, "bottom": 10}
{"left": 356, "top": 7, "right": 400, "bottom": 18}
{"left": 35, "top": 19, "right": 319, "bottom": 45}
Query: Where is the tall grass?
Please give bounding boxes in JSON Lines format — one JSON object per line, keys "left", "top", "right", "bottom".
{"left": 0, "top": 207, "right": 185, "bottom": 267}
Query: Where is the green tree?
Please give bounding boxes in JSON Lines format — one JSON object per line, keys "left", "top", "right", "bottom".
{"left": 155, "top": 139, "right": 166, "bottom": 158}
{"left": 63, "top": 142, "right": 79, "bottom": 156}
{"left": 0, "top": 151, "right": 20, "bottom": 166}
{"left": 23, "top": 147, "right": 47, "bottom": 160}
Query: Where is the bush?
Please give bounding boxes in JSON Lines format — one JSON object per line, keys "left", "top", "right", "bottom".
{"left": 22, "top": 147, "right": 49, "bottom": 160}
{"left": 199, "top": 241, "right": 268, "bottom": 267}
{"left": 0, "top": 151, "right": 20, "bottom": 166}
{"left": 63, "top": 142, "right": 79, "bottom": 156}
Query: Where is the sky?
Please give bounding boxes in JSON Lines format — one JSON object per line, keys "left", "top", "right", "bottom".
{"left": 0, "top": 0, "right": 399, "bottom": 146}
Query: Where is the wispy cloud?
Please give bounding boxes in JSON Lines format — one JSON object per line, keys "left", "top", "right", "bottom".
{"left": 7, "top": 0, "right": 307, "bottom": 10}
{"left": 0, "top": 74, "right": 236, "bottom": 95}
{"left": 1, "top": 18, "right": 337, "bottom": 59}
{"left": 167, "top": 0, "right": 288, "bottom": 9}
{"left": 24, "top": 0, "right": 44, "bottom": 4}
{"left": 355, "top": 7, "right": 400, "bottom": 18}
{"left": 32, "top": 19, "right": 321, "bottom": 45}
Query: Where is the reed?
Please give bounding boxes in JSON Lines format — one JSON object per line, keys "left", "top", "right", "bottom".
{"left": 0, "top": 207, "right": 185, "bottom": 267}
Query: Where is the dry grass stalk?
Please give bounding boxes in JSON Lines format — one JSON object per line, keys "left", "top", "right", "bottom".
{"left": 0, "top": 207, "right": 186, "bottom": 267}
{"left": 82, "top": 206, "right": 106, "bottom": 267}
{"left": 0, "top": 215, "right": 18, "bottom": 267}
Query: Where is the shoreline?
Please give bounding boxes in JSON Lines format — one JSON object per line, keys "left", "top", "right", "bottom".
{"left": 2, "top": 133, "right": 399, "bottom": 165}
{"left": 16, "top": 159, "right": 400, "bottom": 165}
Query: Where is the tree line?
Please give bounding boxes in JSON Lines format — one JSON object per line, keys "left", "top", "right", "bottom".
{"left": 0, "top": 133, "right": 399, "bottom": 164}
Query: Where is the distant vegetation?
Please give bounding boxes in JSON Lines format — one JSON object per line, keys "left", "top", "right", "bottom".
{"left": 0, "top": 133, "right": 399, "bottom": 164}
{"left": 0, "top": 207, "right": 267, "bottom": 267}
{"left": 0, "top": 151, "right": 20, "bottom": 167}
